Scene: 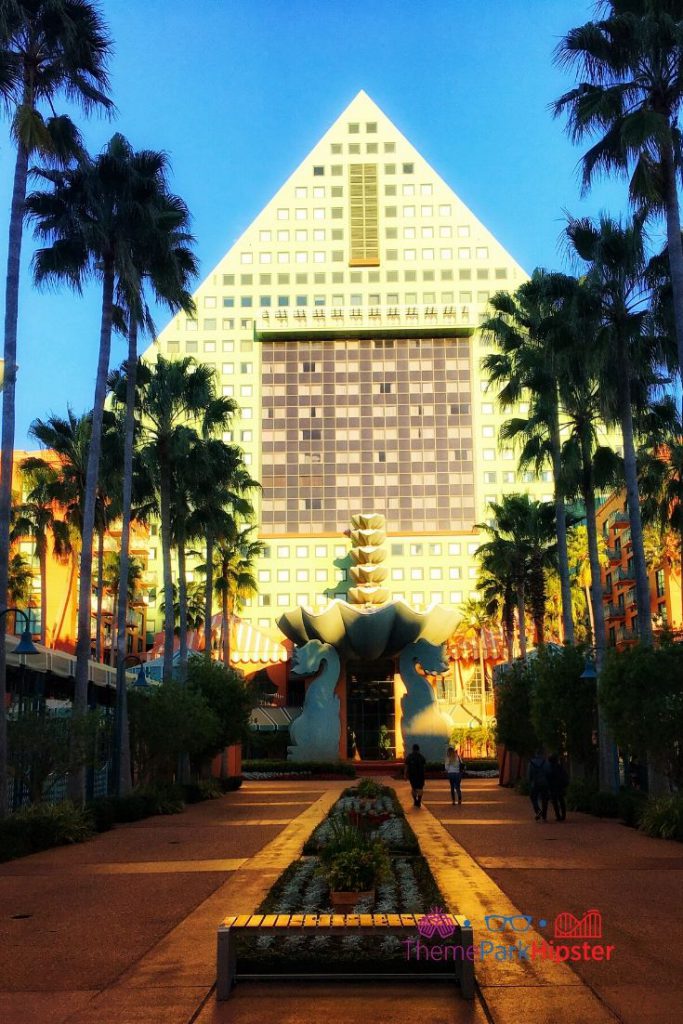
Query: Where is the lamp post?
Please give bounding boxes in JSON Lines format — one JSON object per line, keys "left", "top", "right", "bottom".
{"left": 0, "top": 608, "right": 39, "bottom": 817}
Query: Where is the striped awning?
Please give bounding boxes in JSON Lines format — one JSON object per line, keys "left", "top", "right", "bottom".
{"left": 229, "top": 618, "right": 289, "bottom": 664}
{"left": 250, "top": 705, "right": 302, "bottom": 732}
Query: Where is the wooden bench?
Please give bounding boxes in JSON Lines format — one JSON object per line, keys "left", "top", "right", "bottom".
{"left": 216, "top": 912, "right": 474, "bottom": 1000}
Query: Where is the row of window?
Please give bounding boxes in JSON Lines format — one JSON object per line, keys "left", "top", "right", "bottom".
{"left": 217, "top": 268, "right": 493, "bottom": 289}
{"left": 241, "top": 590, "right": 479, "bottom": 609}
{"left": 311, "top": 162, "right": 415, "bottom": 176}
{"left": 237, "top": 247, "right": 492, "bottom": 266}
{"left": 257, "top": 541, "right": 478, "bottom": 558}
{"left": 256, "top": 566, "right": 478, "bottom": 583}
{"left": 273, "top": 202, "right": 463, "bottom": 220}
{"left": 220, "top": 288, "right": 497, "bottom": 308}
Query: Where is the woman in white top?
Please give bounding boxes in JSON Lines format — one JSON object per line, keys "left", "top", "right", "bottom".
{"left": 445, "top": 746, "right": 464, "bottom": 805}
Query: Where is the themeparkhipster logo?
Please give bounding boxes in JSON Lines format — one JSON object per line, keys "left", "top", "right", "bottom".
{"left": 403, "top": 907, "right": 616, "bottom": 964}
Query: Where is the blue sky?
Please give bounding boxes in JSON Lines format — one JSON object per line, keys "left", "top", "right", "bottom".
{"left": 1, "top": 0, "right": 631, "bottom": 447}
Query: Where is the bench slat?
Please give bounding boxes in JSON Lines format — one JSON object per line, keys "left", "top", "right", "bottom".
{"left": 245, "top": 915, "right": 264, "bottom": 928}
{"left": 331, "top": 915, "right": 346, "bottom": 927}
{"left": 400, "top": 914, "right": 417, "bottom": 927}
{"left": 260, "top": 915, "right": 277, "bottom": 927}
{"left": 303, "top": 915, "right": 318, "bottom": 927}
{"left": 289, "top": 914, "right": 305, "bottom": 926}
{"left": 274, "top": 915, "right": 291, "bottom": 927}
{"left": 233, "top": 915, "right": 251, "bottom": 928}
{"left": 221, "top": 916, "right": 238, "bottom": 928}
{"left": 317, "top": 914, "right": 332, "bottom": 927}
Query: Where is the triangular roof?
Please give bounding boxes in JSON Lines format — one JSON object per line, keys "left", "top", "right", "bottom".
{"left": 151, "top": 89, "right": 526, "bottom": 357}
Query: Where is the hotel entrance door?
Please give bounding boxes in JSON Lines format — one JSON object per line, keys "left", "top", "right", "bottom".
{"left": 346, "top": 659, "right": 396, "bottom": 760}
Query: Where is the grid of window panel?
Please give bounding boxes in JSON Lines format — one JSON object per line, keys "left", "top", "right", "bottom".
{"left": 260, "top": 336, "right": 474, "bottom": 533}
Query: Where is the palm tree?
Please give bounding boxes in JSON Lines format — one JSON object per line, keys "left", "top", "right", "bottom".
{"left": 478, "top": 495, "right": 557, "bottom": 652}
{"left": 12, "top": 465, "right": 71, "bottom": 645}
{"left": 25, "top": 136, "right": 181, "bottom": 757}
{"left": 134, "top": 356, "right": 236, "bottom": 683}
{"left": 566, "top": 213, "right": 657, "bottom": 643}
{"left": 186, "top": 439, "right": 260, "bottom": 660}
{"left": 108, "top": 176, "right": 196, "bottom": 792}
{"left": 24, "top": 409, "right": 120, "bottom": 658}
{"left": 456, "top": 598, "right": 495, "bottom": 695}
{"left": 100, "top": 552, "right": 143, "bottom": 667}
{"left": 7, "top": 551, "right": 33, "bottom": 609}
{"left": 476, "top": 537, "right": 519, "bottom": 662}
{"left": 0, "top": 1, "right": 111, "bottom": 815}
{"left": 555, "top": 1, "right": 683, "bottom": 392}
{"left": 212, "top": 524, "right": 264, "bottom": 668}
{"left": 482, "top": 270, "right": 577, "bottom": 644}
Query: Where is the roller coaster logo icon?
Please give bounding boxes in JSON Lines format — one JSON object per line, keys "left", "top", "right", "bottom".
{"left": 553, "top": 909, "right": 602, "bottom": 940}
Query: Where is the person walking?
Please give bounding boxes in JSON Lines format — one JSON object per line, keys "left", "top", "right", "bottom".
{"left": 527, "top": 749, "right": 550, "bottom": 821}
{"left": 547, "top": 753, "right": 568, "bottom": 821}
{"left": 405, "top": 743, "right": 426, "bottom": 807}
{"left": 445, "top": 745, "right": 465, "bottom": 805}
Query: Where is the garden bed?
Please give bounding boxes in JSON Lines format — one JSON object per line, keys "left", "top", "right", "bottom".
{"left": 236, "top": 780, "right": 452, "bottom": 975}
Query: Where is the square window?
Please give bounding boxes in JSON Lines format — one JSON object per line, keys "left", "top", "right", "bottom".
{"left": 403, "top": 162, "right": 414, "bottom": 173}
{"left": 313, "top": 166, "right": 324, "bottom": 175}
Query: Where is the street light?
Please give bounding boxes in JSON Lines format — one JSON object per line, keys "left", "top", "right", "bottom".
{"left": 580, "top": 659, "right": 597, "bottom": 680}
{"left": 0, "top": 607, "right": 39, "bottom": 657}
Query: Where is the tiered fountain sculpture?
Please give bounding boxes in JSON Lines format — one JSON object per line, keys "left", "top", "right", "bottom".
{"left": 348, "top": 512, "right": 388, "bottom": 606}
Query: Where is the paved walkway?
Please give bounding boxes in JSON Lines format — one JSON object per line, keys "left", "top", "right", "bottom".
{"left": 1, "top": 778, "right": 680, "bottom": 1024}
{"left": 419, "top": 777, "right": 683, "bottom": 1024}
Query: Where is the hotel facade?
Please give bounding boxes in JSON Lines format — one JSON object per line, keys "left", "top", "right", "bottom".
{"left": 143, "top": 92, "right": 550, "bottom": 663}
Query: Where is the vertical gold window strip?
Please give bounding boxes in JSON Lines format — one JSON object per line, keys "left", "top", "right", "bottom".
{"left": 349, "top": 163, "right": 380, "bottom": 266}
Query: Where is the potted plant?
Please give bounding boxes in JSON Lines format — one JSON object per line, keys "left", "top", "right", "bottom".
{"left": 319, "top": 829, "right": 391, "bottom": 909}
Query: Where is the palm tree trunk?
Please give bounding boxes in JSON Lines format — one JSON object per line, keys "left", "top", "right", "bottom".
{"left": 551, "top": 411, "right": 574, "bottom": 643}
{"left": 662, "top": 140, "right": 683, "bottom": 410}
{"left": 94, "top": 527, "right": 105, "bottom": 662}
{"left": 503, "top": 594, "right": 514, "bottom": 662}
{"left": 177, "top": 527, "right": 188, "bottom": 684}
{"left": 204, "top": 532, "right": 214, "bottom": 660}
{"left": 616, "top": 342, "right": 653, "bottom": 644}
{"left": 109, "top": 592, "right": 118, "bottom": 667}
{"left": 159, "top": 457, "right": 174, "bottom": 685}
{"left": 529, "top": 554, "right": 545, "bottom": 648}
{"left": 0, "top": 140, "right": 29, "bottom": 818}
{"left": 72, "top": 261, "right": 116, "bottom": 804}
{"left": 114, "top": 320, "right": 138, "bottom": 796}
{"left": 516, "top": 581, "right": 527, "bottom": 658}
{"left": 39, "top": 550, "right": 47, "bottom": 647}
{"left": 581, "top": 431, "right": 617, "bottom": 793}
{"left": 581, "top": 440, "right": 606, "bottom": 673}
{"left": 222, "top": 569, "right": 230, "bottom": 667}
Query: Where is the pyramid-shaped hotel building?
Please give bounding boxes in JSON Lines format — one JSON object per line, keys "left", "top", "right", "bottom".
{"left": 143, "top": 91, "right": 543, "bottom": 642}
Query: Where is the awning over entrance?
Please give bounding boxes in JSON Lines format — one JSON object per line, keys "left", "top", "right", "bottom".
{"left": 5, "top": 633, "right": 137, "bottom": 690}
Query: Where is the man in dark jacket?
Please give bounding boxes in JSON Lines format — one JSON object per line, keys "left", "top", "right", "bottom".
{"left": 527, "top": 750, "right": 550, "bottom": 821}
{"left": 405, "top": 743, "right": 426, "bottom": 807}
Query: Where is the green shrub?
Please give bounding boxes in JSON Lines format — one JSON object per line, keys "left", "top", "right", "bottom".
{"left": 639, "top": 795, "right": 683, "bottom": 841}
{"left": 187, "top": 659, "right": 253, "bottom": 752}
{"left": 128, "top": 682, "right": 221, "bottom": 783}
{"left": 566, "top": 777, "right": 598, "bottom": 813}
{"left": 219, "top": 775, "right": 243, "bottom": 792}
{"left": 87, "top": 797, "right": 117, "bottom": 832}
{"left": 137, "top": 783, "right": 185, "bottom": 815}
{"left": 322, "top": 845, "right": 390, "bottom": 892}
{"left": 183, "top": 779, "right": 223, "bottom": 803}
{"left": 618, "top": 789, "right": 647, "bottom": 828}
{"left": 355, "top": 778, "right": 384, "bottom": 798}
{"left": 600, "top": 641, "right": 683, "bottom": 788}
{"left": 0, "top": 801, "right": 94, "bottom": 862}
{"left": 589, "top": 791, "right": 620, "bottom": 818}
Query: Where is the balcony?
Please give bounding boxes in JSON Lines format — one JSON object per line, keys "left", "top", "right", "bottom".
{"left": 605, "top": 547, "right": 622, "bottom": 564}
{"left": 254, "top": 302, "right": 476, "bottom": 341}
{"left": 624, "top": 589, "right": 637, "bottom": 608}
{"left": 605, "top": 603, "right": 626, "bottom": 620}
{"left": 614, "top": 566, "right": 635, "bottom": 586}
{"left": 617, "top": 625, "right": 639, "bottom": 644}
{"left": 607, "top": 508, "right": 629, "bottom": 530}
